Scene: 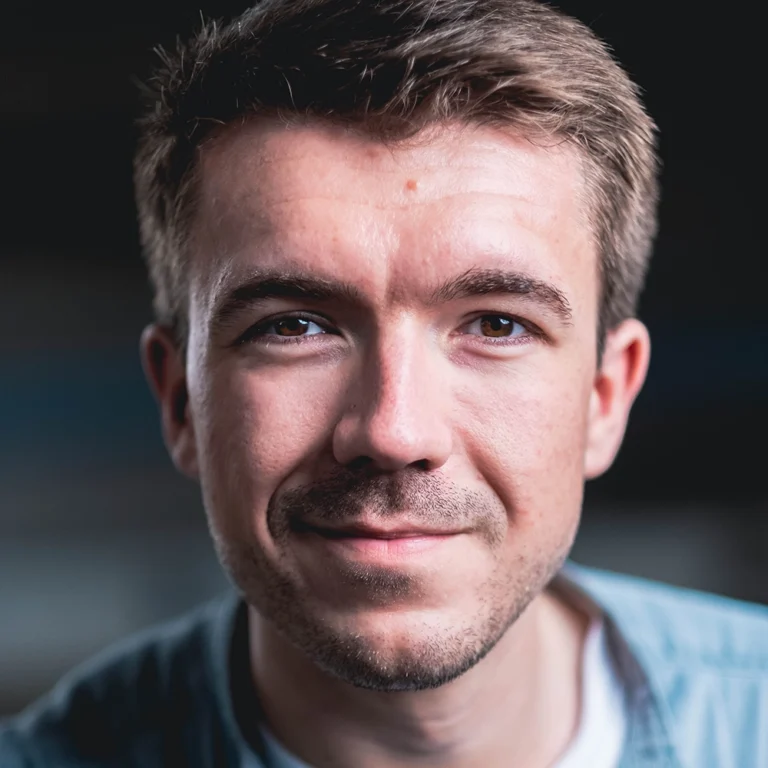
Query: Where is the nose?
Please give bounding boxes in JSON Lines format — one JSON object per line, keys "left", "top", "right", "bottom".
{"left": 332, "top": 331, "right": 453, "bottom": 472}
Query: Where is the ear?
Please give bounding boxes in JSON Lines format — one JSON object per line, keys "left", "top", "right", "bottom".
{"left": 584, "top": 319, "right": 651, "bottom": 479}
{"left": 140, "top": 324, "right": 199, "bottom": 479}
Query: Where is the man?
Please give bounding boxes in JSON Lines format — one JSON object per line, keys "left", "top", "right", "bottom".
{"left": 2, "top": 0, "right": 766, "bottom": 765}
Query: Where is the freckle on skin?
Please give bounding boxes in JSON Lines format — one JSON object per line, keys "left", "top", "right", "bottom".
{"left": 405, "top": 178, "right": 418, "bottom": 192}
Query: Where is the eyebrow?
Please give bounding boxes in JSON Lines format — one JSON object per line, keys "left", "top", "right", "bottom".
{"left": 211, "top": 272, "right": 364, "bottom": 333}
{"left": 430, "top": 268, "right": 573, "bottom": 323}
{"left": 211, "top": 266, "right": 572, "bottom": 334}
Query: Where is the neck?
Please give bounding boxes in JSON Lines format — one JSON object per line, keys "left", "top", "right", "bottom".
{"left": 247, "top": 590, "right": 588, "bottom": 768}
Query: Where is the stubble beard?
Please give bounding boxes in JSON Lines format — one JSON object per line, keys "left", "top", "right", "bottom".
{"left": 209, "top": 468, "right": 573, "bottom": 692}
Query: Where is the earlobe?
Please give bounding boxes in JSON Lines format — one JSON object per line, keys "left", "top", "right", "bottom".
{"left": 584, "top": 319, "right": 651, "bottom": 479}
{"left": 140, "top": 324, "right": 199, "bottom": 479}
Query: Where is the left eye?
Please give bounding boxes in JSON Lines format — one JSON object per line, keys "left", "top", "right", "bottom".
{"left": 465, "top": 314, "right": 526, "bottom": 339}
{"left": 260, "top": 317, "right": 327, "bottom": 337}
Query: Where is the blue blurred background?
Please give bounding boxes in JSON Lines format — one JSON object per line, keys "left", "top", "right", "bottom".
{"left": 1, "top": 1, "right": 766, "bottom": 715}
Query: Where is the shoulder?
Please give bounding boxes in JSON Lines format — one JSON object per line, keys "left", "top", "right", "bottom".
{"left": 564, "top": 563, "right": 768, "bottom": 768}
{"left": 565, "top": 562, "right": 768, "bottom": 670}
{"left": 0, "top": 593, "right": 240, "bottom": 768}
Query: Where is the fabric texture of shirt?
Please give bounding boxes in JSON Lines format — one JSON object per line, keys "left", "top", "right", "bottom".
{"left": 1, "top": 562, "right": 766, "bottom": 767}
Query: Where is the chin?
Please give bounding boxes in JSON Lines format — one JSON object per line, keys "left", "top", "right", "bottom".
{"left": 272, "top": 596, "right": 517, "bottom": 692}
{"left": 306, "top": 613, "right": 508, "bottom": 692}
{"left": 219, "top": 530, "right": 567, "bottom": 691}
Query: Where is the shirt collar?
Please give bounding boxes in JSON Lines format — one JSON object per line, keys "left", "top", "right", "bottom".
{"left": 554, "top": 562, "right": 684, "bottom": 768}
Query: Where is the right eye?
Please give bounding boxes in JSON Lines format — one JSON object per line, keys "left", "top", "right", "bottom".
{"left": 237, "top": 313, "right": 336, "bottom": 346}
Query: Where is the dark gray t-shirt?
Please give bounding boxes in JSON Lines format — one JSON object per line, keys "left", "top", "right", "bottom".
{"left": 0, "top": 592, "right": 270, "bottom": 767}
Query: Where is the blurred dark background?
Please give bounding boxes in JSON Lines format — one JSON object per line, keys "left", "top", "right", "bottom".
{"left": 1, "top": 1, "right": 766, "bottom": 715}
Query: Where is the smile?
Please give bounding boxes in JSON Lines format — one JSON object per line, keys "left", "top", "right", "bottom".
{"left": 294, "top": 522, "right": 466, "bottom": 559}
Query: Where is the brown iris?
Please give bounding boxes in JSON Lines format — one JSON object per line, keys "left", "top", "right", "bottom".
{"left": 273, "top": 317, "right": 311, "bottom": 336}
{"left": 479, "top": 315, "right": 514, "bottom": 337}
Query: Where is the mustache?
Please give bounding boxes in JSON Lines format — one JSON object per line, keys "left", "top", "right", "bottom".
{"left": 267, "top": 467, "right": 505, "bottom": 542}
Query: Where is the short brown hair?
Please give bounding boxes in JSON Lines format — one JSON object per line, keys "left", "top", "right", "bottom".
{"left": 134, "top": 0, "right": 659, "bottom": 344}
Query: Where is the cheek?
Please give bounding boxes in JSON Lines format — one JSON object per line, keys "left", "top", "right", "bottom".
{"left": 457, "top": 358, "right": 592, "bottom": 527}
{"left": 190, "top": 360, "right": 345, "bottom": 531}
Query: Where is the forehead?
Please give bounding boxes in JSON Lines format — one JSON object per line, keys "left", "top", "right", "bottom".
{"left": 191, "top": 119, "right": 595, "bottom": 312}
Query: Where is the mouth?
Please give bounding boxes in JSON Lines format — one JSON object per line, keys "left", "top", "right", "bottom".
{"left": 292, "top": 520, "right": 467, "bottom": 559}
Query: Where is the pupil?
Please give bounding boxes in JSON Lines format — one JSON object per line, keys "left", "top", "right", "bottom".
{"left": 480, "top": 316, "right": 512, "bottom": 337}
{"left": 276, "top": 318, "right": 309, "bottom": 336}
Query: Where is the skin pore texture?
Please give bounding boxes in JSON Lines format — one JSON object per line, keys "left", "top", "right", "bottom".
{"left": 142, "top": 120, "right": 650, "bottom": 768}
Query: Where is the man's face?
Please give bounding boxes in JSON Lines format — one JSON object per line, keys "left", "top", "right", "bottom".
{"left": 180, "top": 121, "right": 604, "bottom": 690}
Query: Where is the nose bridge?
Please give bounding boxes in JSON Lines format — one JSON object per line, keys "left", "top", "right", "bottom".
{"left": 370, "top": 330, "right": 428, "bottom": 433}
{"left": 333, "top": 321, "right": 452, "bottom": 470}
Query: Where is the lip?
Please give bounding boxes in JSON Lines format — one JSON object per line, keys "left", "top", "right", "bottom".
{"left": 293, "top": 521, "right": 466, "bottom": 559}
{"left": 305, "top": 523, "right": 465, "bottom": 539}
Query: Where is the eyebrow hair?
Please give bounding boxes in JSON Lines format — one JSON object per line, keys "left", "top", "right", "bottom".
{"left": 211, "top": 271, "right": 364, "bottom": 332}
{"left": 430, "top": 268, "right": 573, "bottom": 323}
{"left": 211, "top": 265, "right": 573, "bottom": 335}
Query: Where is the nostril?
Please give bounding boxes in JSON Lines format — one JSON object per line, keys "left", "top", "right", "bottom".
{"left": 346, "top": 456, "right": 374, "bottom": 473}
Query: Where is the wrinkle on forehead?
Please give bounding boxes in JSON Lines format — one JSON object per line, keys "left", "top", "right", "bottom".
{"left": 190, "top": 118, "right": 593, "bottom": 318}
{"left": 196, "top": 118, "right": 586, "bottom": 224}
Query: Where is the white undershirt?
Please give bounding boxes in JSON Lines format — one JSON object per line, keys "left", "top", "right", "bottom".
{"left": 552, "top": 618, "right": 627, "bottom": 768}
{"left": 257, "top": 619, "right": 627, "bottom": 768}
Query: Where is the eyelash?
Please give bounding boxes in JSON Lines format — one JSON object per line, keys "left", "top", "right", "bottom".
{"left": 236, "top": 313, "right": 335, "bottom": 347}
{"left": 236, "top": 312, "right": 543, "bottom": 347}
